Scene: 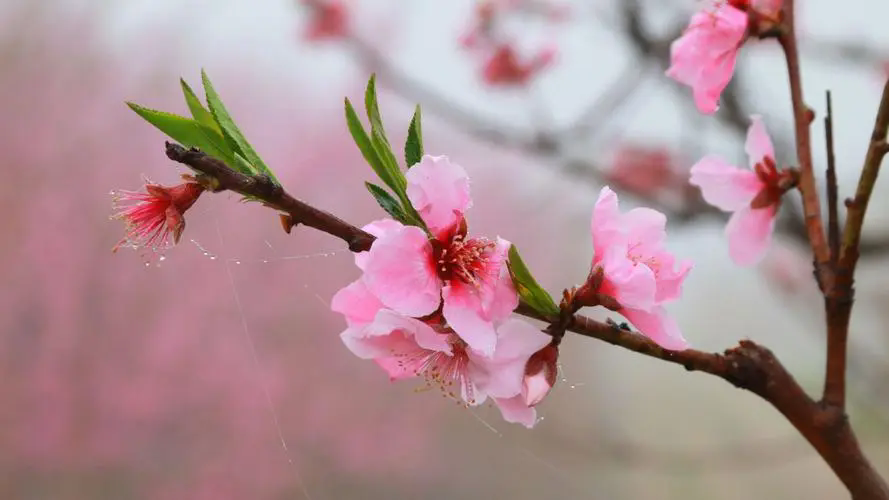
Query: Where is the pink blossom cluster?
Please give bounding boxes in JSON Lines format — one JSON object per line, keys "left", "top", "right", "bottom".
{"left": 331, "top": 155, "right": 555, "bottom": 427}
{"left": 666, "top": 1, "right": 791, "bottom": 265}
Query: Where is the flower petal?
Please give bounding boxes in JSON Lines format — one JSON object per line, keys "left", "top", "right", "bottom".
{"left": 623, "top": 207, "right": 667, "bottom": 252}
{"left": 690, "top": 155, "right": 762, "bottom": 211}
{"left": 354, "top": 219, "right": 405, "bottom": 270}
{"left": 442, "top": 283, "right": 497, "bottom": 357}
{"left": 477, "top": 238, "right": 519, "bottom": 320}
{"left": 745, "top": 114, "right": 775, "bottom": 168}
{"left": 493, "top": 395, "right": 537, "bottom": 428}
{"left": 406, "top": 155, "right": 472, "bottom": 236}
{"left": 471, "top": 318, "right": 551, "bottom": 399}
{"left": 362, "top": 225, "right": 442, "bottom": 317}
{"left": 601, "top": 245, "right": 657, "bottom": 311}
{"left": 591, "top": 186, "right": 624, "bottom": 260}
{"left": 621, "top": 306, "right": 689, "bottom": 350}
{"left": 330, "top": 278, "right": 384, "bottom": 326}
{"left": 726, "top": 205, "right": 776, "bottom": 266}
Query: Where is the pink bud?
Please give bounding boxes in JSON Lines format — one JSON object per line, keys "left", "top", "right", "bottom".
{"left": 522, "top": 344, "right": 558, "bottom": 407}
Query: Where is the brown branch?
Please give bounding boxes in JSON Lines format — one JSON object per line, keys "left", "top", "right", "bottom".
{"left": 777, "top": 2, "right": 830, "bottom": 271}
{"left": 165, "top": 142, "right": 889, "bottom": 498}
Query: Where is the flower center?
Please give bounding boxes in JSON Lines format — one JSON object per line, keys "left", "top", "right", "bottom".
{"left": 627, "top": 242, "right": 662, "bottom": 276}
{"left": 394, "top": 333, "right": 477, "bottom": 405}
{"left": 434, "top": 233, "right": 497, "bottom": 287}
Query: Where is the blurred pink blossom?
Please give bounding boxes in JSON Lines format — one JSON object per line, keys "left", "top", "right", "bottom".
{"left": 302, "top": 0, "right": 349, "bottom": 41}
{"left": 481, "top": 44, "right": 556, "bottom": 86}
{"left": 666, "top": 2, "right": 748, "bottom": 113}
{"left": 690, "top": 115, "right": 793, "bottom": 266}
{"left": 587, "top": 187, "right": 692, "bottom": 350}
{"left": 606, "top": 144, "right": 679, "bottom": 197}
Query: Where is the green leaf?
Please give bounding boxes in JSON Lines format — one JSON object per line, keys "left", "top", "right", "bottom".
{"left": 363, "top": 75, "right": 403, "bottom": 187}
{"left": 126, "top": 102, "right": 236, "bottom": 166}
{"left": 345, "top": 97, "right": 399, "bottom": 191}
{"left": 507, "top": 244, "right": 560, "bottom": 318}
{"left": 180, "top": 78, "right": 220, "bottom": 134}
{"left": 404, "top": 105, "right": 424, "bottom": 168}
{"left": 365, "top": 182, "right": 408, "bottom": 222}
{"left": 200, "top": 70, "right": 279, "bottom": 183}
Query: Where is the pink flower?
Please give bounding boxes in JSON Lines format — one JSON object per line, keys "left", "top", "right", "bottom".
{"left": 588, "top": 187, "right": 693, "bottom": 350}
{"left": 690, "top": 115, "right": 794, "bottom": 266}
{"left": 331, "top": 280, "right": 551, "bottom": 427}
{"left": 666, "top": 2, "right": 748, "bottom": 114}
{"left": 521, "top": 344, "right": 558, "bottom": 407}
{"left": 302, "top": 0, "right": 348, "bottom": 41}
{"left": 110, "top": 178, "right": 204, "bottom": 253}
{"left": 360, "top": 155, "right": 518, "bottom": 356}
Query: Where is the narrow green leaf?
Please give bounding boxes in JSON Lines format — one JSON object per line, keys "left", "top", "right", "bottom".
{"left": 363, "top": 75, "right": 403, "bottom": 189}
{"left": 345, "top": 98, "right": 399, "bottom": 191}
{"left": 364, "top": 74, "right": 391, "bottom": 148}
{"left": 200, "top": 70, "right": 279, "bottom": 183}
{"left": 365, "top": 182, "right": 408, "bottom": 222}
{"left": 507, "top": 245, "right": 560, "bottom": 318}
{"left": 404, "top": 105, "right": 424, "bottom": 168}
{"left": 180, "top": 78, "right": 220, "bottom": 134}
{"left": 126, "top": 102, "right": 235, "bottom": 166}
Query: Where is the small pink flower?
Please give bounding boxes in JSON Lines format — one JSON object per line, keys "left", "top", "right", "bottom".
{"left": 522, "top": 344, "right": 558, "bottom": 407}
{"left": 302, "top": 0, "right": 348, "bottom": 41}
{"left": 110, "top": 178, "right": 204, "bottom": 253}
{"left": 331, "top": 281, "right": 551, "bottom": 427}
{"left": 690, "top": 115, "right": 794, "bottom": 266}
{"left": 666, "top": 2, "right": 748, "bottom": 114}
{"left": 588, "top": 187, "right": 693, "bottom": 350}
{"left": 360, "top": 155, "right": 517, "bottom": 356}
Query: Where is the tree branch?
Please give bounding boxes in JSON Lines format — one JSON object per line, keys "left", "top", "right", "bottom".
{"left": 165, "top": 142, "right": 889, "bottom": 498}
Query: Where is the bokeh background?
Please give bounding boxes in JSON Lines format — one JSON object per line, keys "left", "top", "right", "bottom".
{"left": 2, "top": 0, "right": 889, "bottom": 498}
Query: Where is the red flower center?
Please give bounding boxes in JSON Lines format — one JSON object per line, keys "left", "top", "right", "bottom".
{"left": 432, "top": 224, "right": 497, "bottom": 287}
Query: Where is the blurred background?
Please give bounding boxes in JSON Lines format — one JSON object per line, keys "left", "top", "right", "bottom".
{"left": 2, "top": 0, "right": 888, "bottom": 498}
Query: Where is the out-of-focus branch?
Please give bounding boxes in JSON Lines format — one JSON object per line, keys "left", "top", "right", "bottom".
{"left": 165, "top": 143, "right": 888, "bottom": 497}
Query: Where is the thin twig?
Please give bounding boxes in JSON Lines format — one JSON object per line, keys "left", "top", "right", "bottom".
{"left": 823, "top": 79, "right": 889, "bottom": 411}
{"left": 164, "top": 143, "right": 889, "bottom": 498}
{"left": 825, "top": 90, "right": 840, "bottom": 261}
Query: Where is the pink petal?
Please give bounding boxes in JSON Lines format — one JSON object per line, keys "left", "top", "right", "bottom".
{"left": 330, "top": 278, "right": 384, "bottom": 326}
{"left": 354, "top": 219, "right": 405, "bottom": 270}
{"left": 591, "top": 186, "right": 624, "bottom": 260}
{"left": 340, "top": 325, "right": 418, "bottom": 360}
{"left": 623, "top": 207, "right": 667, "bottom": 253}
{"left": 726, "top": 205, "right": 776, "bottom": 266}
{"left": 442, "top": 283, "right": 497, "bottom": 356}
{"left": 601, "top": 245, "right": 657, "bottom": 311}
{"left": 493, "top": 395, "right": 537, "bottom": 428}
{"left": 362, "top": 225, "right": 442, "bottom": 317}
{"left": 690, "top": 156, "right": 762, "bottom": 211}
{"left": 745, "top": 115, "right": 775, "bottom": 168}
{"left": 477, "top": 238, "right": 519, "bottom": 320}
{"left": 621, "top": 306, "right": 689, "bottom": 350}
{"left": 368, "top": 310, "right": 452, "bottom": 354}
{"left": 406, "top": 155, "right": 472, "bottom": 236}
{"left": 752, "top": 0, "right": 783, "bottom": 17}
{"left": 471, "top": 318, "right": 551, "bottom": 399}
{"left": 652, "top": 254, "right": 694, "bottom": 303}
